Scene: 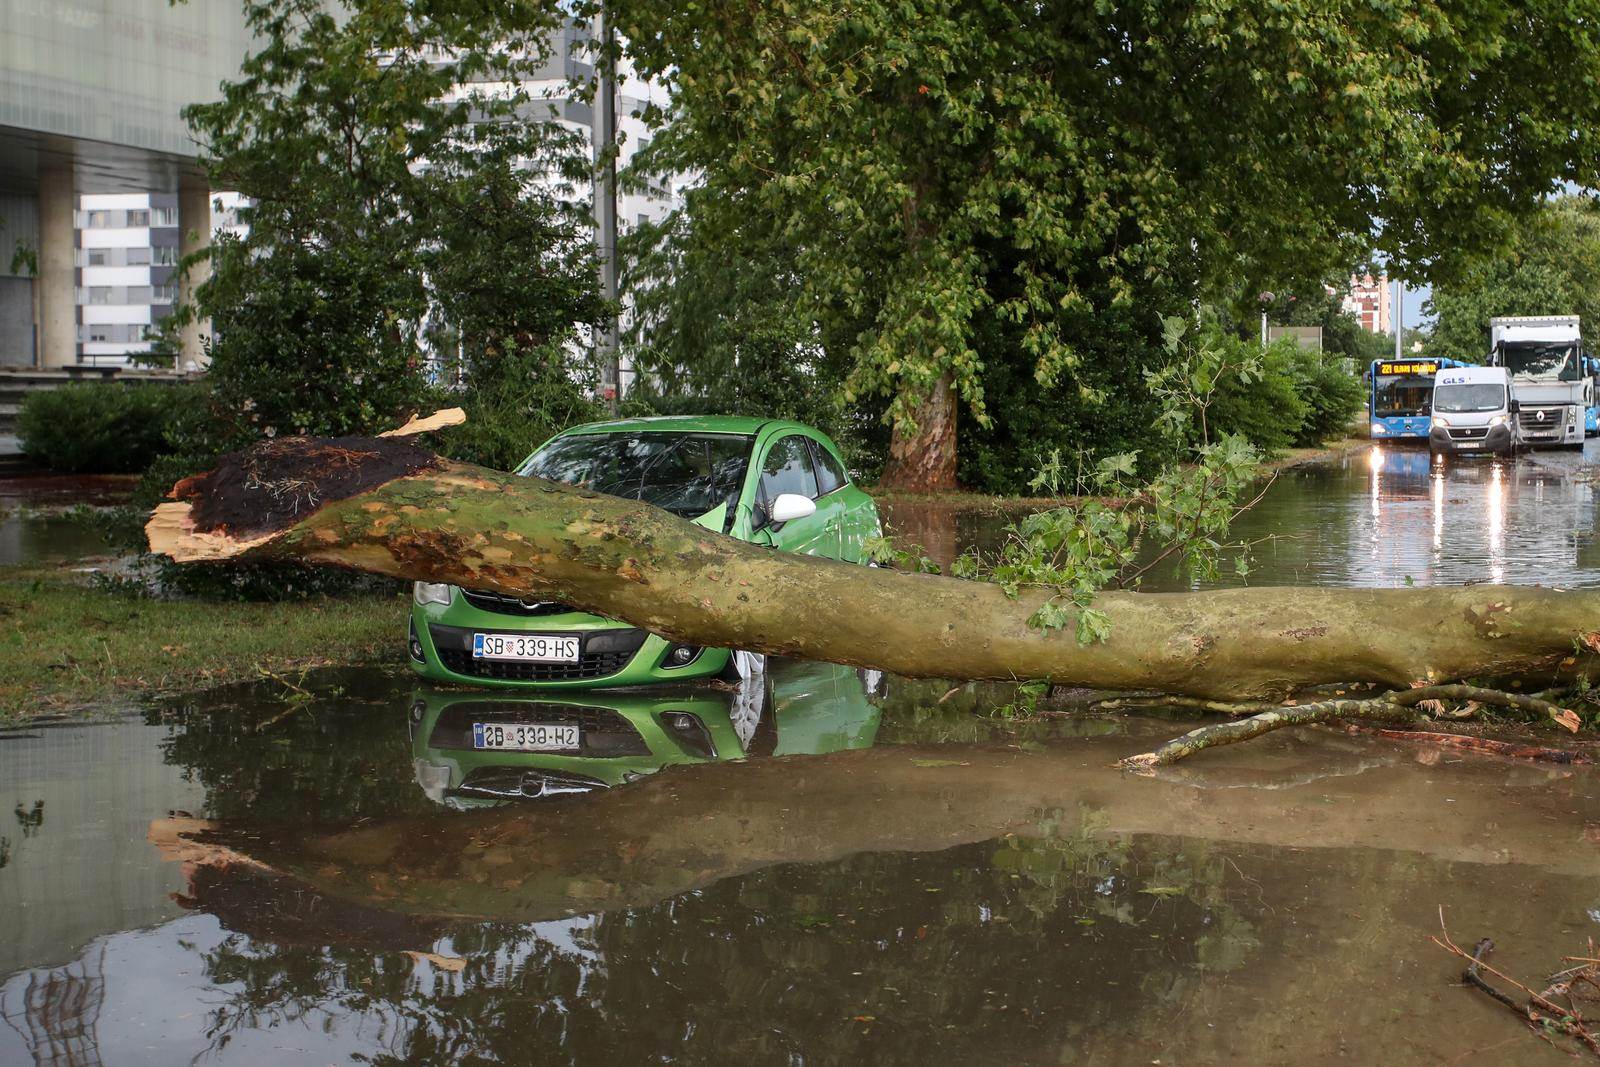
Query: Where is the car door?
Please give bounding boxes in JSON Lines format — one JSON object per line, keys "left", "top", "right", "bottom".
{"left": 806, "top": 437, "right": 852, "bottom": 560}
{"left": 753, "top": 434, "right": 828, "bottom": 555}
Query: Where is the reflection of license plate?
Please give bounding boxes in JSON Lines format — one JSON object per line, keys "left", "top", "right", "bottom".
{"left": 473, "top": 633, "right": 580, "bottom": 662}
{"left": 473, "top": 722, "right": 580, "bottom": 751}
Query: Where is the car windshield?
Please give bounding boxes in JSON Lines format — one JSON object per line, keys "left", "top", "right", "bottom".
{"left": 518, "top": 432, "right": 754, "bottom": 518}
{"left": 1434, "top": 383, "right": 1507, "bottom": 413}
{"left": 1373, "top": 374, "right": 1434, "bottom": 418}
{"left": 1501, "top": 342, "right": 1580, "bottom": 381}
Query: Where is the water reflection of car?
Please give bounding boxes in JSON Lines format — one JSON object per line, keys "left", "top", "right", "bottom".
{"left": 409, "top": 660, "right": 883, "bottom": 808}
{"left": 407, "top": 416, "right": 881, "bottom": 690}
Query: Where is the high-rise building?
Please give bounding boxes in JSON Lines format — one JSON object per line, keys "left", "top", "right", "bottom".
{"left": 75, "top": 192, "right": 246, "bottom": 367}
{"left": 1343, "top": 273, "right": 1392, "bottom": 335}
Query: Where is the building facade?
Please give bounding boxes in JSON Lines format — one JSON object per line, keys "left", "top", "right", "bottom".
{"left": 1343, "top": 273, "right": 1392, "bottom": 335}
{"left": 0, "top": 0, "right": 252, "bottom": 369}
{"left": 75, "top": 191, "right": 245, "bottom": 366}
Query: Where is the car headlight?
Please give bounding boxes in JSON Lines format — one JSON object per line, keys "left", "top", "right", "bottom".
{"left": 1371, "top": 422, "right": 1386, "bottom": 435}
{"left": 413, "top": 582, "right": 453, "bottom": 607}
{"left": 1488, "top": 414, "right": 1506, "bottom": 427}
{"left": 1431, "top": 416, "right": 1450, "bottom": 428}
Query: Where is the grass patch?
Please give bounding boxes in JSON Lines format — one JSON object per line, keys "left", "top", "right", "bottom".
{"left": 0, "top": 567, "right": 407, "bottom": 720}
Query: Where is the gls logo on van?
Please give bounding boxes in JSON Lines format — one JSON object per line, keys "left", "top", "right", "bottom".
{"left": 1437, "top": 372, "right": 1473, "bottom": 386}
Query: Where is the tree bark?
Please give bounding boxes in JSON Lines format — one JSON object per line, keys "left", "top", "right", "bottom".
{"left": 148, "top": 434, "right": 1600, "bottom": 702}
{"left": 879, "top": 373, "right": 959, "bottom": 491}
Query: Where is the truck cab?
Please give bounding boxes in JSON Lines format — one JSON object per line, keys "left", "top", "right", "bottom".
{"left": 1428, "top": 366, "right": 1516, "bottom": 456}
{"left": 1487, "top": 315, "right": 1591, "bottom": 450}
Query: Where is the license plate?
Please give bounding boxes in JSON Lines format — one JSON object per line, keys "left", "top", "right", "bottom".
{"left": 473, "top": 722, "right": 580, "bottom": 751}
{"left": 472, "top": 633, "right": 580, "bottom": 662}
{"left": 1457, "top": 442, "right": 1480, "bottom": 449}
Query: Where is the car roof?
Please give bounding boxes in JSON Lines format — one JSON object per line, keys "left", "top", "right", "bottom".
{"left": 557, "top": 414, "right": 805, "bottom": 437}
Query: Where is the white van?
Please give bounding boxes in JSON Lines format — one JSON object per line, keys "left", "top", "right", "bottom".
{"left": 1429, "top": 366, "right": 1516, "bottom": 456}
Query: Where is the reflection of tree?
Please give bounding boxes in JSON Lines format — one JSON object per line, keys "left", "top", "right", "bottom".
{"left": 1, "top": 945, "right": 107, "bottom": 1067}
{"left": 14, "top": 799, "right": 43, "bottom": 837}
{"left": 148, "top": 671, "right": 435, "bottom": 825}
{"left": 179, "top": 810, "right": 1257, "bottom": 1065}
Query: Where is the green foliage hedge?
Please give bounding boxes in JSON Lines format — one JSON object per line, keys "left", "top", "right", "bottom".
{"left": 1207, "top": 334, "right": 1363, "bottom": 453}
{"left": 18, "top": 382, "right": 207, "bottom": 474}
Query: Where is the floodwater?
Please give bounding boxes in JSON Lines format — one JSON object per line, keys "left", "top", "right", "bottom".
{"left": 883, "top": 443, "right": 1600, "bottom": 589}
{"left": 6, "top": 447, "right": 1600, "bottom": 1064}
{"left": 0, "top": 474, "right": 126, "bottom": 567}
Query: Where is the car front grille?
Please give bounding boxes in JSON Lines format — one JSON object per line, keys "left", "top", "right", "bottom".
{"left": 1519, "top": 407, "right": 1567, "bottom": 431}
{"left": 427, "top": 702, "right": 649, "bottom": 756}
{"left": 454, "top": 767, "right": 610, "bottom": 800}
{"left": 460, "top": 588, "right": 575, "bottom": 616}
{"left": 429, "top": 624, "right": 647, "bottom": 682}
{"left": 1447, "top": 427, "right": 1489, "bottom": 440}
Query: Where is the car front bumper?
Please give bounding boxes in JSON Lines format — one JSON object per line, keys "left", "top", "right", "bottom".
{"left": 1429, "top": 423, "right": 1515, "bottom": 454}
{"left": 408, "top": 599, "right": 730, "bottom": 689}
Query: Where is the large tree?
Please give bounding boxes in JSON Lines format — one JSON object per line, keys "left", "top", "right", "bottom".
{"left": 611, "top": 0, "right": 1600, "bottom": 490}
{"left": 1426, "top": 196, "right": 1600, "bottom": 360}
{"left": 180, "top": 0, "right": 602, "bottom": 448}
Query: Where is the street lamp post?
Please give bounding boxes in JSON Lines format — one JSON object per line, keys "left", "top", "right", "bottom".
{"left": 594, "top": 2, "right": 620, "bottom": 414}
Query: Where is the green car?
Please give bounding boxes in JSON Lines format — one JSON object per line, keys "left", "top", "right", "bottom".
{"left": 407, "top": 659, "right": 884, "bottom": 807}
{"left": 407, "top": 415, "right": 881, "bottom": 689}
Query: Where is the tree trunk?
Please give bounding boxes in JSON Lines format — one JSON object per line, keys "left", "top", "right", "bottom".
{"left": 147, "top": 434, "right": 1600, "bottom": 703}
{"left": 879, "top": 373, "right": 959, "bottom": 491}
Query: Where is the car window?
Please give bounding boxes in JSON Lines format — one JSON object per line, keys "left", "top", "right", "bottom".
{"left": 810, "top": 440, "right": 848, "bottom": 495}
{"left": 758, "top": 435, "right": 820, "bottom": 505}
{"left": 518, "top": 432, "right": 753, "bottom": 518}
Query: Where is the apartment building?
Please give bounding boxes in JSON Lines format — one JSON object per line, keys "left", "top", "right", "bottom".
{"left": 74, "top": 192, "right": 247, "bottom": 367}
{"left": 75, "top": 193, "right": 179, "bottom": 365}
{"left": 1343, "top": 273, "right": 1392, "bottom": 335}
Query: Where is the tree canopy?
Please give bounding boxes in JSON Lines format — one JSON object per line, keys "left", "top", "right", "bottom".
{"left": 1426, "top": 197, "right": 1600, "bottom": 360}
{"left": 613, "top": 0, "right": 1600, "bottom": 489}
{"left": 181, "top": 0, "right": 603, "bottom": 452}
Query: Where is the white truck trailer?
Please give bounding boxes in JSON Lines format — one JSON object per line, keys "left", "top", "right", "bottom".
{"left": 1487, "top": 315, "right": 1591, "bottom": 449}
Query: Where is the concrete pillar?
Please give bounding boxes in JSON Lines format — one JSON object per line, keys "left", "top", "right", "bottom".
{"left": 177, "top": 179, "right": 212, "bottom": 369}
{"left": 36, "top": 164, "right": 76, "bottom": 368}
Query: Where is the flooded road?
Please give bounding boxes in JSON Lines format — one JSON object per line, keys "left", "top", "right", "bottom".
{"left": 6, "top": 449, "right": 1600, "bottom": 1063}
{"left": 883, "top": 443, "right": 1600, "bottom": 588}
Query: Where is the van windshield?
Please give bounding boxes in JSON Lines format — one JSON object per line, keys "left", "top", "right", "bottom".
{"left": 518, "top": 432, "right": 754, "bottom": 518}
{"left": 1433, "top": 383, "right": 1507, "bottom": 414}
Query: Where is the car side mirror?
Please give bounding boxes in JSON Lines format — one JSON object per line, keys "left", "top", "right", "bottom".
{"left": 768, "top": 493, "right": 816, "bottom": 525}
{"left": 1509, "top": 398, "right": 1521, "bottom": 413}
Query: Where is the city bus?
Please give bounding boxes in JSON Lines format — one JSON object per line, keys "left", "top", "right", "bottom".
{"left": 1368, "top": 357, "right": 1474, "bottom": 440}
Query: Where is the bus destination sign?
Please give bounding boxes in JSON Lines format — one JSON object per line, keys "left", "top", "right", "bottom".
{"left": 1378, "top": 361, "right": 1439, "bottom": 376}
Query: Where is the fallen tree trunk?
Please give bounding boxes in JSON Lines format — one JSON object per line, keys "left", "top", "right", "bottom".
{"left": 147, "top": 434, "right": 1600, "bottom": 703}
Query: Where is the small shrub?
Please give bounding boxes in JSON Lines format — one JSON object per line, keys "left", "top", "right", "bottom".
{"left": 1287, "top": 348, "right": 1364, "bottom": 446}
{"left": 433, "top": 346, "right": 605, "bottom": 471}
{"left": 1200, "top": 335, "right": 1309, "bottom": 454}
{"left": 18, "top": 383, "right": 206, "bottom": 474}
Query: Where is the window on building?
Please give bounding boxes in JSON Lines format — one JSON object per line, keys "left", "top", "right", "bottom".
{"left": 152, "top": 207, "right": 178, "bottom": 227}
{"left": 125, "top": 209, "right": 150, "bottom": 227}
{"left": 152, "top": 284, "right": 177, "bottom": 303}
{"left": 125, "top": 286, "right": 152, "bottom": 304}
{"left": 88, "top": 287, "right": 113, "bottom": 305}
{"left": 125, "top": 247, "right": 151, "bottom": 266}
{"left": 151, "top": 245, "right": 177, "bottom": 265}
{"left": 85, "top": 249, "right": 108, "bottom": 266}
{"left": 86, "top": 210, "right": 111, "bottom": 228}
